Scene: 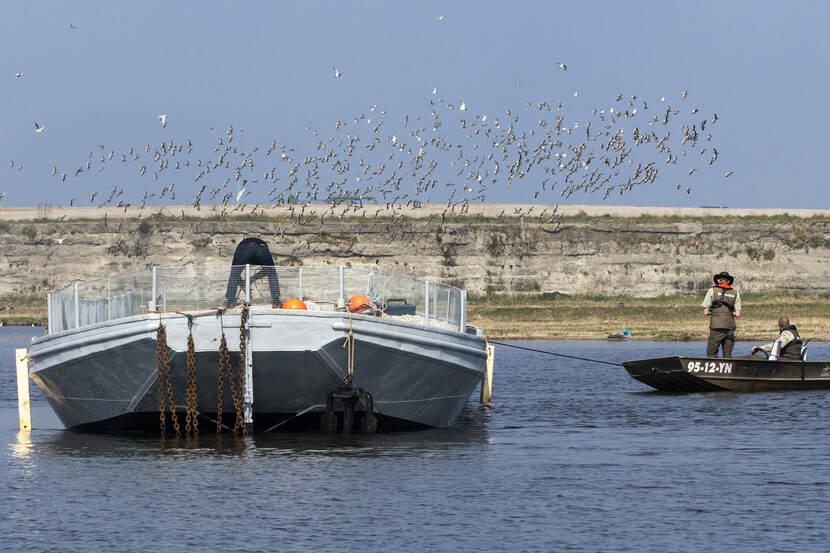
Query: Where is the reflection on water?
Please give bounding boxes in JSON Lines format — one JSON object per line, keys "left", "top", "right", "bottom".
{"left": 15, "top": 402, "right": 493, "bottom": 461}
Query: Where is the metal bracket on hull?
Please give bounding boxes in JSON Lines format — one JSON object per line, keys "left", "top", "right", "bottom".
{"left": 321, "top": 385, "right": 378, "bottom": 434}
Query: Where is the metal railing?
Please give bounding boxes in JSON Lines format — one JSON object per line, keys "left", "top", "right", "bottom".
{"left": 47, "top": 265, "right": 467, "bottom": 334}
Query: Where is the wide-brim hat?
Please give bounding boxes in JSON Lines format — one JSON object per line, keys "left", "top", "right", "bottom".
{"left": 713, "top": 271, "right": 734, "bottom": 285}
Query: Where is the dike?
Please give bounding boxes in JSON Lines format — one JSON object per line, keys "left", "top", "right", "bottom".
{"left": 1, "top": 204, "right": 830, "bottom": 299}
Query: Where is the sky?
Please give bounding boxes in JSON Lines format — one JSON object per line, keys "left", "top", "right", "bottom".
{"left": 1, "top": 1, "right": 828, "bottom": 210}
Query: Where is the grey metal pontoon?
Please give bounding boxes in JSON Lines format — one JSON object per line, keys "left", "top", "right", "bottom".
{"left": 26, "top": 265, "right": 488, "bottom": 432}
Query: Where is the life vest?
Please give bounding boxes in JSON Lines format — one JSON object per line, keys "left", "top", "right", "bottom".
{"left": 710, "top": 284, "right": 737, "bottom": 330}
{"left": 778, "top": 325, "right": 803, "bottom": 360}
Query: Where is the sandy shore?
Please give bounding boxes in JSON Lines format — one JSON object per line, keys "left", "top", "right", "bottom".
{"left": 2, "top": 203, "right": 830, "bottom": 221}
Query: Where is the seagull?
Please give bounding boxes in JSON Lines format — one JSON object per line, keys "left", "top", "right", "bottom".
{"left": 725, "top": 171, "right": 734, "bottom": 177}
{"left": 432, "top": 87, "right": 437, "bottom": 94}
{"left": 69, "top": 24, "right": 77, "bottom": 29}
{"left": 55, "top": 234, "right": 68, "bottom": 244}
{"left": 459, "top": 102, "right": 467, "bottom": 111}
{"left": 332, "top": 67, "right": 342, "bottom": 78}
{"left": 34, "top": 122, "right": 45, "bottom": 133}
{"left": 436, "top": 15, "right": 444, "bottom": 21}
{"left": 15, "top": 72, "right": 23, "bottom": 78}
{"left": 157, "top": 114, "right": 167, "bottom": 127}
{"left": 556, "top": 62, "right": 567, "bottom": 71}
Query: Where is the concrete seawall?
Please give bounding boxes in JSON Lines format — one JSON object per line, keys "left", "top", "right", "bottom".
{"left": 2, "top": 204, "right": 829, "bottom": 298}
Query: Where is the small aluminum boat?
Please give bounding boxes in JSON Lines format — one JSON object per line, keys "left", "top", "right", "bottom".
{"left": 623, "top": 352, "right": 830, "bottom": 393}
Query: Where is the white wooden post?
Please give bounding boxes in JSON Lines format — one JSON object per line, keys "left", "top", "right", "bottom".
{"left": 162, "top": 282, "right": 167, "bottom": 311}
{"left": 298, "top": 267, "right": 303, "bottom": 301}
{"left": 47, "top": 293, "right": 52, "bottom": 334}
{"left": 480, "top": 342, "right": 495, "bottom": 403}
{"left": 16, "top": 349, "right": 31, "bottom": 431}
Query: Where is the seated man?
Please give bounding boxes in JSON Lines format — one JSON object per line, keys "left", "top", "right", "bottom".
{"left": 750, "top": 317, "right": 803, "bottom": 360}
{"left": 224, "top": 237, "right": 281, "bottom": 307}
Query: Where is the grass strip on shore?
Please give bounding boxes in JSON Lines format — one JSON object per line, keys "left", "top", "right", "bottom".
{"left": 466, "top": 292, "right": 830, "bottom": 342}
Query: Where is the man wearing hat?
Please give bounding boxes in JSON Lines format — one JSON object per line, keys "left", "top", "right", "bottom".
{"left": 701, "top": 271, "right": 741, "bottom": 357}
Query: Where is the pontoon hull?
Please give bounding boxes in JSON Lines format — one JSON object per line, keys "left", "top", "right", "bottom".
{"left": 26, "top": 309, "right": 488, "bottom": 432}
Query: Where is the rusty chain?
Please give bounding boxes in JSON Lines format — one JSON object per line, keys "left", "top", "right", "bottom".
{"left": 156, "top": 322, "right": 180, "bottom": 436}
{"left": 216, "top": 333, "right": 228, "bottom": 433}
{"left": 185, "top": 316, "right": 199, "bottom": 437}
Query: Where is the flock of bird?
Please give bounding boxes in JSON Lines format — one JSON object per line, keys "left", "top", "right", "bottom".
{"left": 10, "top": 63, "right": 731, "bottom": 229}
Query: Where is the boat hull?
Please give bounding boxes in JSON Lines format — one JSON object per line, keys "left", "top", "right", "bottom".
{"left": 26, "top": 308, "right": 488, "bottom": 432}
{"left": 623, "top": 356, "right": 830, "bottom": 393}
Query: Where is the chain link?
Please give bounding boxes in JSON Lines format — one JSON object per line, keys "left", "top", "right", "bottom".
{"left": 185, "top": 317, "right": 199, "bottom": 437}
{"left": 156, "top": 322, "right": 180, "bottom": 436}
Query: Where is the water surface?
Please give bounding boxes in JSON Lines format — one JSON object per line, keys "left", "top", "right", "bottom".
{"left": 2, "top": 328, "right": 829, "bottom": 552}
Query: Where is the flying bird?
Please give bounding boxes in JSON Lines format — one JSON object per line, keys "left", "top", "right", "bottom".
{"left": 34, "top": 122, "right": 45, "bottom": 133}
{"left": 725, "top": 171, "right": 733, "bottom": 177}
{"left": 157, "top": 114, "right": 167, "bottom": 127}
{"left": 556, "top": 62, "right": 567, "bottom": 71}
{"left": 15, "top": 72, "right": 23, "bottom": 78}
{"left": 332, "top": 67, "right": 342, "bottom": 78}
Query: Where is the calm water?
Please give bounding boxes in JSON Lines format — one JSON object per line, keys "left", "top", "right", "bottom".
{"left": 2, "top": 327, "right": 830, "bottom": 552}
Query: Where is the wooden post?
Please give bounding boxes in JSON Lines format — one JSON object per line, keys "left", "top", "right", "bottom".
{"left": 480, "top": 342, "right": 495, "bottom": 404}
{"left": 16, "top": 348, "right": 31, "bottom": 431}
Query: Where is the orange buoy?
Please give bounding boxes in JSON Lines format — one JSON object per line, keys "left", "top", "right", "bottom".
{"left": 281, "top": 298, "right": 307, "bottom": 310}
{"left": 348, "top": 295, "right": 372, "bottom": 313}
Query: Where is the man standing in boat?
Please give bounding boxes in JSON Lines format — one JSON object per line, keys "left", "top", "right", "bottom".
{"left": 750, "top": 317, "right": 803, "bottom": 360}
{"left": 702, "top": 271, "right": 741, "bottom": 358}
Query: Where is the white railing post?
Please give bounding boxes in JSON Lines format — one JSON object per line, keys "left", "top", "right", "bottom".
{"left": 424, "top": 280, "right": 430, "bottom": 327}
{"left": 47, "top": 293, "right": 52, "bottom": 334}
{"left": 162, "top": 282, "right": 167, "bottom": 311}
{"left": 74, "top": 283, "right": 80, "bottom": 329}
{"left": 150, "top": 266, "right": 157, "bottom": 311}
{"left": 460, "top": 290, "right": 467, "bottom": 332}
{"left": 245, "top": 264, "right": 251, "bottom": 304}
{"left": 106, "top": 276, "right": 111, "bottom": 321}
{"left": 298, "top": 267, "right": 303, "bottom": 301}
{"left": 337, "top": 266, "right": 345, "bottom": 308}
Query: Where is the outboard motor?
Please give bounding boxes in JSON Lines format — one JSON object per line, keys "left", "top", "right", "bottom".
{"left": 224, "top": 237, "right": 281, "bottom": 307}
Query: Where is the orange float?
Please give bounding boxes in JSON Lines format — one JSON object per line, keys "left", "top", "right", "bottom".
{"left": 348, "top": 295, "right": 372, "bottom": 313}
{"left": 281, "top": 298, "right": 307, "bottom": 310}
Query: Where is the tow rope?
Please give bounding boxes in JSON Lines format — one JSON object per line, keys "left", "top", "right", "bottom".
{"left": 489, "top": 340, "right": 623, "bottom": 367}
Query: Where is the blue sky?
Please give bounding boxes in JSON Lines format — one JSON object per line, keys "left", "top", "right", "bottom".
{"left": 2, "top": 1, "right": 828, "bottom": 209}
